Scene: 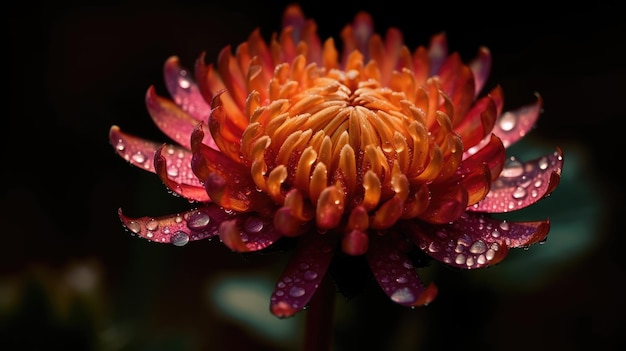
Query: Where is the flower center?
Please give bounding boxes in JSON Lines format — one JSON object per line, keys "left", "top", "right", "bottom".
{"left": 240, "top": 53, "right": 460, "bottom": 235}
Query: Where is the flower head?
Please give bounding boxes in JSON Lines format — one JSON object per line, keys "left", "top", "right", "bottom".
{"left": 110, "top": 4, "right": 563, "bottom": 318}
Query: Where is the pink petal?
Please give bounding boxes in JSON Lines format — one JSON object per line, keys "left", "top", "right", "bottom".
{"left": 366, "top": 233, "right": 437, "bottom": 306}
{"left": 270, "top": 233, "right": 338, "bottom": 318}
{"left": 145, "top": 86, "right": 203, "bottom": 150}
{"left": 469, "top": 46, "right": 492, "bottom": 97}
{"left": 492, "top": 93, "right": 543, "bottom": 149}
{"left": 470, "top": 148, "right": 563, "bottom": 213}
{"left": 109, "top": 125, "right": 159, "bottom": 173}
{"left": 428, "top": 32, "right": 448, "bottom": 76}
{"left": 154, "top": 145, "right": 210, "bottom": 202}
{"left": 117, "top": 205, "right": 234, "bottom": 244}
{"left": 163, "top": 56, "right": 211, "bottom": 122}
{"left": 406, "top": 212, "right": 550, "bottom": 269}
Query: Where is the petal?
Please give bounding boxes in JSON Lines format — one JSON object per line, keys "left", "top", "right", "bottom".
{"left": 270, "top": 233, "right": 338, "bottom": 318}
{"left": 163, "top": 56, "right": 211, "bottom": 122}
{"left": 453, "top": 93, "right": 498, "bottom": 149}
{"left": 366, "top": 233, "right": 437, "bottom": 307}
{"left": 461, "top": 134, "right": 506, "bottom": 182}
{"left": 117, "top": 205, "right": 233, "bottom": 244}
{"left": 418, "top": 182, "right": 468, "bottom": 224}
{"left": 146, "top": 86, "right": 217, "bottom": 150}
{"left": 493, "top": 93, "right": 543, "bottom": 149}
{"left": 470, "top": 148, "right": 563, "bottom": 213}
{"left": 437, "top": 53, "right": 475, "bottom": 125}
{"left": 154, "top": 145, "right": 210, "bottom": 202}
{"left": 109, "top": 125, "right": 159, "bottom": 173}
{"left": 218, "top": 214, "right": 282, "bottom": 252}
{"left": 468, "top": 46, "right": 492, "bottom": 97}
{"left": 407, "top": 212, "right": 550, "bottom": 269}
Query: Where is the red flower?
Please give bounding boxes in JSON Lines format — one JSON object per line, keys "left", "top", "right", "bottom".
{"left": 110, "top": 4, "right": 563, "bottom": 318}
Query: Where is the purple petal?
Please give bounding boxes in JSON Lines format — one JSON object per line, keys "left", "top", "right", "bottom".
{"left": 163, "top": 56, "right": 211, "bottom": 122}
{"left": 493, "top": 93, "right": 543, "bottom": 149}
{"left": 270, "top": 233, "right": 338, "bottom": 318}
{"left": 469, "top": 148, "right": 563, "bottom": 213}
{"left": 469, "top": 46, "right": 492, "bottom": 97}
{"left": 118, "top": 204, "right": 235, "bottom": 245}
{"left": 366, "top": 234, "right": 437, "bottom": 306}
{"left": 218, "top": 215, "right": 282, "bottom": 252}
{"left": 406, "top": 212, "right": 550, "bottom": 269}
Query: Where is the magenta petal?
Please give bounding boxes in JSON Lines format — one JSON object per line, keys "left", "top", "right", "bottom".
{"left": 270, "top": 233, "right": 338, "bottom": 318}
{"left": 470, "top": 148, "right": 563, "bottom": 213}
{"left": 109, "top": 125, "right": 159, "bottom": 173}
{"left": 118, "top": 204, "right": 236, "bottom": 245}
{"left": 154, "top": 145, "right": 210, "bottom": 202}
{"left": 366, "top": 234, "right": 437, "bottom": 306}
{"left": 493, "top": 93, "right": 543, "bottom": 149}
{"left": 163, "top": 56, "right": 211, "bottom": 122}
{"left": 469, "top": 46, "right": 492, "bottom": 97}
{"left": 407, "top": 212, "right": 550, "bottom": 269}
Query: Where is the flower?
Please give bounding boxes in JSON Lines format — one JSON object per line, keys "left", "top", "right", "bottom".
{"left": 109, "top": 4, "right": 563, "bottom": 319}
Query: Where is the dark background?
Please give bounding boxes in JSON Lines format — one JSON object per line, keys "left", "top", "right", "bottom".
{"left": 4, "top": 0, "right": 624, "bottom": 350}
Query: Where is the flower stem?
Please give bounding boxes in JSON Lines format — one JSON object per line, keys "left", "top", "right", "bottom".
{"left": 304, "top": 274, "right": 335, "bottom": 351}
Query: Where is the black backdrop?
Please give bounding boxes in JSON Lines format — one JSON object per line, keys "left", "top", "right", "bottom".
{"left": 5, "top": 1, "right": 625, "bottom": 350}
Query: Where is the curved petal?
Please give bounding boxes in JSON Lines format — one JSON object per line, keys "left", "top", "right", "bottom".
{"left": 366, "top": 233, "right": 438, "bottom": 306}
{"left": 154, "top": 145, "right": 210, "bottom": 202}
{"left": 470, "top": 148, "right": 563, "bottom": 213}
{"left": 468, "top": 46, "right": 492, "bottom": 97}
{"left": 407, "top": 212, "right": 550, "bottom": 269}
{"left": 117, "top": 205, "right": 234, "bottom": 244}
{"left": 454, "top": 93, "right": 497, "bottom": 149}
{"left": 109, "top": 125, "right": 160, "bottom": 173}
{"left": 218, "top": 215, "right": 282, "bottom": 252}
{"left": 270, "top": 232, "right": 338, "bottom": 318}
{"left": 146, "top": 86, "right": 202, "bottom": 150}
{"left": 163, "top": 56, "right": 211, "bottom": 122}
{"left": 493, "top": 93, "right": 543, "bottom": 149}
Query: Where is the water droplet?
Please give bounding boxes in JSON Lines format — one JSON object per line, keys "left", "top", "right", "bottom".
{"left": 115, "top": 140, "right": 125, "bottom": 151}
{"left": 131, "top": 152, "right": 146, "bottom": 164}
{"left": 178, "top": 76, "right": 191, "bottom": 89}
{"left": 499, "top": 221, "right": 509, "bottom": 231}
{"left": 498, "top": 112, "right": 517, "bottom": 131}
{"left": 512, "top": 186, "right": 527, "bottom": 199}
{"left": 167, "top": 165, "right": 179, "bottom": 177}
{"left": 303, "top": 270, "right": 318, "bottom": 281}
{"left": 390, "top": 287, "right": 415, "bottom": 304}
{"left": 171, "top": 231, "right": 189, "bottom": 246}
{"left": 469, "top": 240, "right": 487, "bottom": 254}
{"left": 395, "top": 276, "right": 408, "bottom": 284}
{"left": 126, "top": 221, "right": 140, "bottom": 233}
{"left": 187, "top": 211, "right": 211, "bottom": 230}
{"left": 244, "top": 217, "right": 264, "bottom": 233}
{"left": 277, "top": 281, "right": 286, "bottom": 289}
{"left": 538, "top": 156, "right": 549, "bottom": 170}
{"left": 501, "top": 158, "right": 523, "bottom": 177}
{"left": 455, "top": 254, "right": 466, "bottom": 265}
{"left": 289, "top": 286, "right": 305, "bottom": 297}
{"left": 145, "top": 218, "right": 159, "bottom": 231}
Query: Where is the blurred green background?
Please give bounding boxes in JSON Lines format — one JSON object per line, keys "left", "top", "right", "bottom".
{"left": 4, "top": 0, "right": 624, "bottom": 350}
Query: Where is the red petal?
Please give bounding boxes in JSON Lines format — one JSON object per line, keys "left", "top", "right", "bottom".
{"left": 437, "top": 53, "right": 475, "bottom": 124}
{"left": 366, "top": 234, "right": 437, "bottom": 307}
{"left": 118, "top": 205, "right": 233, "bottom": 244}
{"left": 154, "top": 145, "right": 209, "bottom": 202}
{"left": 468, "top": 46, "right": 492, "bottom": 97}
{"left": 454, "top": 93, "right": 497, "bottom": 149}
{"left": 461, "top": 134, "right": 506, "bottom": 182}
{"left": 470, "top": 148, "right": 563, "bottom": 213}
{"left": 163, "top": 56, "right": 211, "bottom": 122}
{"left": 407, "top": 212, "right": 550, "bottom": 269}
{"left": 418, "top": 183, "right": 468, "bottom": 224}
{"left": 270, "top": 233, "right": 338, "bottom": 318}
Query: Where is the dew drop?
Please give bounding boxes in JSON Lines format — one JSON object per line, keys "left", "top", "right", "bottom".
{"left": 499, "top": 221, "right": 509, "bottom": 231}
{"left": 167, "top": 165, "right": 179, "bottom": 177}
{"left": 131, "top": 152, "right": 146, "bottom": 164}
{"left": 244, "top": 217, "right": 264, "bottom": 233}
{"left": 187, "top": 211, "right": 211, "bottom": 230}
{"left": 178, "top": 76, "right": 191, "bottom": 89}
{"left": 171, "top": 231, "right": 189, "bottom": 246}
{"left": 469, "top": 240, "right": 487, "bottom": 254}
{"left": 115, "top": 140, "right": 125, "bottom": 151}
{"left": 390, "top": 287, "right": 415, "bottom": 304}
{"left": 538, "top": 156, "right": 549, "bottom": 170}
{"left": 501, "top": 158, "right": 524, "bottom": 177}
{"left": 289, "top": 286, "right": 306, "bottom": 297}
{"left": 498, "top": 112, "right": 517, "bottom": 131}
{"left": 145, "top": 218, "right": 159, "bottom": 231}
{"left": 395, "top": 276, "right": 408, "bottom": 284}
{"left": 126, "top": 221, "right": 141, "bottom": 234}
{"left": 303, "top": 270, "right": 318, "bottom": 281}
{"left": 455, "top": 254, "right": 466, "bottom": 265}
{"left": 512, "top": 186, "right": 527, "bottom": 199}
